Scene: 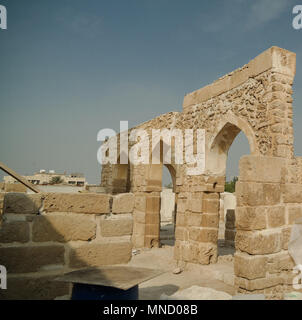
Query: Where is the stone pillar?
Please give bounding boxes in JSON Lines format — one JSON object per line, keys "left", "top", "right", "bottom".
{"left": 174, "top": 174, "right": 224, "bottom": 265}
{"left": 131, "top": 164, "right": 162, "bottom": 249}
{"left": 144, "top": 194, "right": 161, "bottom": 248}
{"left": 234, "top": 155, "right": 295, "bottom": 299}
{"left": 225, "top": 209, "right": 236, "bottom": 246}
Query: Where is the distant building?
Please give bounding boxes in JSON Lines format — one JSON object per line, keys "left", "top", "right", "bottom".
{"left": 4, "top": 170, "right": 86, "bottom": 187}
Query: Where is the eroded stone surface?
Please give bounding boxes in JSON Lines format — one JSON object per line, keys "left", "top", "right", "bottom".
{"left": 43, "top": 193, "right": 110, "bottom": 214}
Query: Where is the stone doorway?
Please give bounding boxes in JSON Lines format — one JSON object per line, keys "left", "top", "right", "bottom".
{"left": 217, "top": 131, "right": 251, "bottom": 257}
{"left": 160, "top": 165, "right": 176, "bottom": 247}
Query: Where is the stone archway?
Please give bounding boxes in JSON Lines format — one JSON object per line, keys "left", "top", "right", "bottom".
{"left": 208, "top": 116, "right": 254, "bottom": 256}
{"left": 141, "top": 140, "right": 178, "bottom": 248}
{"left": 207, "top": 114, "right": 257, "bottom": 176}
{"left": 101, "top": 46, "right": 299, "bottom": 296}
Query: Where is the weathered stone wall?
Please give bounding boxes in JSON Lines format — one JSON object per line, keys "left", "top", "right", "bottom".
{"left": 0, "top": 192, "right": 134, "bottom": 300}
{"left": 3, "top": 183, "right": 27, "bottom": 193}
{"left": 234, "top": 155, "right": 302, "bottom": 298}
{"left": 174, "top": 190, "right": 220, "bottom": 264}
{"left": 224, "top": 209, "right": 236, "bottom": 246}
{"left": 101, "top": 46, "right": 296, "bottom": 251}
{"left": 100, "top": 46, "right": 299, "bottom": 296}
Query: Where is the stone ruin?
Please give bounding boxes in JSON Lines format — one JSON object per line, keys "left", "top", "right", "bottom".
{"left": 0, "top": 46, "right": 301, "bottom": 299}
{"left": 100, "top": 46, "right": 301, "bottom": 296}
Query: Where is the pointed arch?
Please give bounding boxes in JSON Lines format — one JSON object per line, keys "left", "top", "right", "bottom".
{"left": 207, "top": 113, "right": 258, "bottom": 175}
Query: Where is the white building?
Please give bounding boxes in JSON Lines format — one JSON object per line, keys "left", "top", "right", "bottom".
{"left": 4, "top": 170, "right": 86, "bottom": 187}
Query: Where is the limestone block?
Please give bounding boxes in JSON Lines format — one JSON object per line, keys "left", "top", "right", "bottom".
{"left": 175, "top": 226, "right": 188, "bottom": 241}
{"left": 210, "top": 76, "right": 230, "bottom": 98}
{"left": 263, "top": 184, "right": 281, "bottom": 205}
{"left": 282, "top": 226, "right": 292, "bottom": 250}
{"left": 236, "top": 182, "right": 281, "bottom": 206}
{"left": 189, "top": 227, "right": 218, "bottom": 243}
{"left": 186, "top": 212, "right": 202, "bottom": 227}
{"left": 132, "top": 234, "right": 145, "bottom": 248}
{"left": 32, "top": 214, "right": 96, "bottom": 242}
{"left": 267, "top": 206, "right": 285, "bottom": 228}
{"left": 202, "top": 199, "right": 219, "bottom": 213}
{"left": 236, "top": 275, "right": 284, "bottom": 291}
{"left": 239, "top": 155, "right": 285, "bottom": 183}
{"left": 0, "top": 245, "right": 65, "bottom": 273}
{"left": 112, "top": 193, "right": 134, "bottom": 213}
{"left": 288, "top": 206, "right": 302, "bottom": 224}
{"left": 230, "top": 66, "right": 249, "bottom": 89}
{"left": 4, "top": 193, "right": 43, "bottom": 214}
{"left": 193, "top": 242, "right": 217, "bottom": 264}
{"left": 100, "top": 215, "right": 133, "bottom": 237}
{"left": 203, "top": 192, "right": 220, "bottom": 200}
{"left": 144, "top": 235, "right": 160, "bottom": 248}
{"left": 0, "top": 220, "right": 30, "bottom": 243}
{"left": 4, "top": 183, "right": 27, "bottom": 193}
{"left": 146, "top": 196, "right": 160, "bottom": 214}
{"left": 248, "top": 47, "right": 273, "bottom": 77}
{"left": 201, "top": 214, "right": 219, "bottom": 228}
{"left": 177, "top": 198, "right": 187, "bottom": 213}
{"left": 267, "top": 252, "right": 295, "bottom": 273}
{"left": 132, "top": 221, "right": 145, "bottom": 239}
{"left": 235, "top": 230, "right": 282, "bottom": 255}
{"left": 283, "top": 184, "right": 302, "bottom": 203}
{"left": 69, "top": 241, "right": 132, "bottom": 268}
{"left": 175, "top": 212, "right": 186, "bottom": 227}
{"left": 236, "top": 207, "right": 266, "bottom": 230}
{"left": 145, "top": 212, "right": 160, "bottom": 225}
{"left": 0, "top": 275, "right": 70, "bottom": 300}
{"left": 190, "top": 196, "right": 203, "bottom": 213}
{"left": 271, "top": 47, "right": 296, "bottom": 77}
{"left": 133, "top": 210, "right": 145, "bottom": 224}
{"left": 43, "top": 193, "right": 110, "bottom": 214}
{"left": 183, "top": 86, "right": 210, "bottom": 109}
{"left": 236, "top": 182, "right": 262, "bottom": 206}
{"left": 145, "top": 223, "right": 159, "bottom": 236}
{"left": 234, "top": 252, "right": 267, "bottom": 279}
{"left": 134, "top": 194, "right": 146, "bottom": 212}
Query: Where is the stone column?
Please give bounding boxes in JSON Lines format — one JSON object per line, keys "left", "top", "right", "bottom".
{"left": 234, "top": 155, "right": 295, "bottom": 299}
{"left": 225, "top": 209, "right": 236, "bottom": 246}
{"left": 174, "top": 174, "right": 224, "bottom": 265}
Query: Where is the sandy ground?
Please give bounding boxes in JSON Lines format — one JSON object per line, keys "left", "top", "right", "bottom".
{"left": 128, "top": 245, "right": 236, "bottom": 300}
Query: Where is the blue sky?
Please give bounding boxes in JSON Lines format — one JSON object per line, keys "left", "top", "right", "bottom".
{"left": 0, "top": 0, "right": 302, "bottom": 184}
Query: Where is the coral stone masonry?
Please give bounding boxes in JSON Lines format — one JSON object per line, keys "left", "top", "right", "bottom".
{"left": 0, "top": 192, "right": 133, "bottom": 299}
{"left": 1, "top": 46, "right": 302, "bottom": 299}
{"left": 99, "top": 47, "right": 300, "bottom": 298}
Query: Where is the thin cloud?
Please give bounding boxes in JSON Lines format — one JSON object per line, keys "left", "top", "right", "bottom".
{"left": 193, "top": 0, "right": 292, "bottom": 35}
{"left": 245, "top": 0, "right": 289, "bottom": 30}
{"left": 55, "top": 7, "right": 103, "bottom": 39}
